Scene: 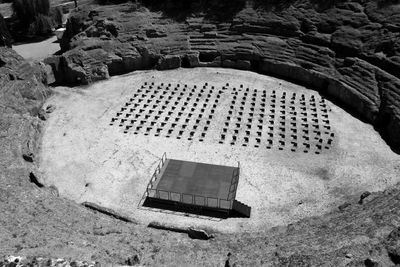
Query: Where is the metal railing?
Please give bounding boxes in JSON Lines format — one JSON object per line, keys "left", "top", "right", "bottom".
{"left": 139, "top": 152, "right": 168, "bottom": 207}
{"left": 161, "top": 152, "right": 167, "bottom": 165}
{"left": 144, "top": 158, "right": 241, "bottom": 211}
{"left": 227, "top": 161, "right": 240, "bottom": 201}
{"left": 147, "top": 188, "right": 233, "bottom": 210}
{"left": 146, "top": 152, "right": 167, "bottom": 191}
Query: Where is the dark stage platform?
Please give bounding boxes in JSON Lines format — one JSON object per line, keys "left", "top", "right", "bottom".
{"left": 157, "top": 159, "right": 235, "bottom": 200}
{"left": 143, "top": 154, "right": 251, "bottom": 218}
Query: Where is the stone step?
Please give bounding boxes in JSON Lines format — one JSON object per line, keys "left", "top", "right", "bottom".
{"left": 232, "top": 200, "right": 251, "bottom": 218}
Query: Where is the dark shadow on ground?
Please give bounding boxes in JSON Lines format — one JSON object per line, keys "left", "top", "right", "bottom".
{"left": 143, "top": 197, "right": 250, "bottom": 219}
{"left": 11, "top": 33, "right": 54, "bottom": 45}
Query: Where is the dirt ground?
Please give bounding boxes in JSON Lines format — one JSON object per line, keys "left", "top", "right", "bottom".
{"left": 39, "top": 68, "right": 400, "bottom": 233}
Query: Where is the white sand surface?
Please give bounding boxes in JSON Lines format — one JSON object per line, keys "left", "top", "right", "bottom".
{"left": 39, "top": 68, "right": 400, "bottom": 233}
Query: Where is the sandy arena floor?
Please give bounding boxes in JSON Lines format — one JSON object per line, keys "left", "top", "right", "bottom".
{"left": 39, "top": 68, "right": 400, "bottom": 233}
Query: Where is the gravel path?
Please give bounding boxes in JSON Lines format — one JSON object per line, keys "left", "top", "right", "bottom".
{"left": 13, "top": 36, "right": 59, "bottom": 61}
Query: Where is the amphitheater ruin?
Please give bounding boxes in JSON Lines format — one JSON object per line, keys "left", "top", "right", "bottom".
{"left": 39, "top": 68, "right": 400, "bottom": 233}
{"left": 3, "top": 0, "right": 400, "bottom": 264}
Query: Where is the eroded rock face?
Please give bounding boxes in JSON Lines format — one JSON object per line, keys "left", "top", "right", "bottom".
{"left": 157, "top": 55, "right": 181, "bottom": 70}
{"left": 0, "top": 48, "right": 51, "bottom": 177}
{"left": 0, "top": 48, "right": 51, "bottom": 113}
{"left": 48, "top": 1, "right": 400, "bottom": 151}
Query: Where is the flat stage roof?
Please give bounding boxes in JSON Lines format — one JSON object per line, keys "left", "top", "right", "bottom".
{"left": 155, "top": 159, "right": 237, "bottom": 200}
